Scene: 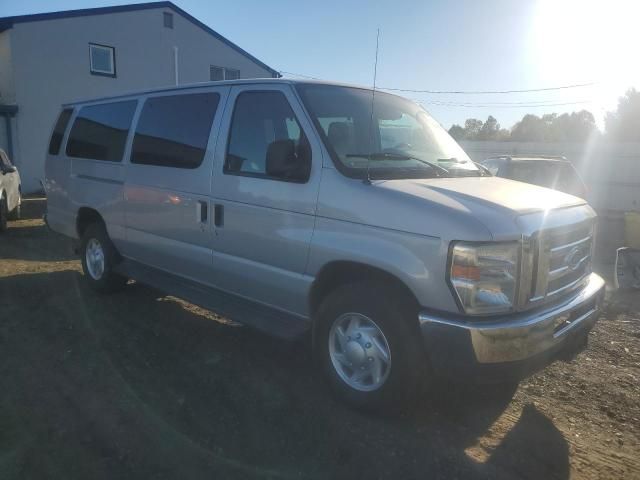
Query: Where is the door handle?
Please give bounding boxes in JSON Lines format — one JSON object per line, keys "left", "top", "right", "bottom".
{"left": 197, "top": 200, "right": 208, "bottom": 223}
{"left": 214, "top": 204, "right": 224, "bottom": 227}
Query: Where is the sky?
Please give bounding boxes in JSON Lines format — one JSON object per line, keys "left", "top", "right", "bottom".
{"left": 1, "top": 0, "right": 638, "bottom": 130}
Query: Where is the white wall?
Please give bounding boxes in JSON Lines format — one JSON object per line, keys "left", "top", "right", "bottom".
{"left": 7, "top": 7, "right": 275, "bottom": 192}
{"left": 0, "top": 31, "right": 15, "bottom": 103}
{"left": 459, "top": 140, "right": 640, "bottom": 214}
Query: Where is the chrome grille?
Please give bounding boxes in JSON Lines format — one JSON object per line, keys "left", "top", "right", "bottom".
{"left": 529, "top": 221, "right": 593, "bottom": 304}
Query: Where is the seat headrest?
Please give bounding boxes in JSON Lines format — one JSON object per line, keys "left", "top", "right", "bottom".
{"left": 266, "top": 139, "right": 295, "bottom": 177}
{"left": 328, "top": 122, "right": 350, "bottom": 145}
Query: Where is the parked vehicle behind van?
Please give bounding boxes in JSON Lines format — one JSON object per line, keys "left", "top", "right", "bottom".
{"left": 44, "top": 79, "right": 605, "bottom": 409}
{"left": 480, "top": 155, "right": 588, "bottom": 198}
{"left": 0, "top": 148, "right": 21, "bottom": 231}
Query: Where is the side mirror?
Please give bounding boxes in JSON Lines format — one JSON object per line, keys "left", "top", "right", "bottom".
{"left": 1, "top": 165, "right": 16, "bottom": 174}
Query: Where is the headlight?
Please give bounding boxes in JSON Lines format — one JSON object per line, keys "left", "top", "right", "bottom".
{"left": 448, "top": 241, "right": 520, "bottom": 315}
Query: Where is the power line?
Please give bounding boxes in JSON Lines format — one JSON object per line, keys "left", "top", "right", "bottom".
{"left": 278, "top": 69, "right": 596, "bottom": 95}
{"left": 379, "top": 83, "right": 596, "bottom": 94}
{"left": 279, "top": 70, "right": 321, "bottom": 80}
{"left": 419, "top": 98, "right": 592, "bottom": 106}
{"left": 418, "top": 100, "right": 593, "bottom": 108}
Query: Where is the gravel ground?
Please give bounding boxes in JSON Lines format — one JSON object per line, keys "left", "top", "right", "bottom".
{"left": 0, "top": 198, "right": 638, "bottom": 479}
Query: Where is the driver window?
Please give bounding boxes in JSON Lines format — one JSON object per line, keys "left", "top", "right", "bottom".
{"left": 225, "top": 91, "right": 311, "bottom": 183}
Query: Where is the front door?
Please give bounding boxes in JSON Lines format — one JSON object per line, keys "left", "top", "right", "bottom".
{"left": 123, "top": 86, "right": 229, "bottom": 283}
{"left": 210, "top": 84, "right": 323, "bottom": 316}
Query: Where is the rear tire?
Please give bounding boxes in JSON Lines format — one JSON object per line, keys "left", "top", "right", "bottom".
{"left": 80, "top": 223, "right": 127, "bottom": 293}
{"left": 313, "top": 281, "right": 427, "bottom": 411}
{"left": 0, "top": 196, "right": 7, "bottom": 232}
{"left": 8, "top": 202, "right": 20, "bottom": 220}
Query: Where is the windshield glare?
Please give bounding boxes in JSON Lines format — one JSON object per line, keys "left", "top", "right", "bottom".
{"left": 296, "top": 84, "right": 478, "bottom": 179}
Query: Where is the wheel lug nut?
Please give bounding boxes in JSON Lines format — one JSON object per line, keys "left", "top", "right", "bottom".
{"left": 356, "top": 333, "right": 362, "bottom": 339}
{"left": 368, "top": 357, "right": 373, "bottom": 362}
{"left": 365, "top": 343, "right": 371, "bottom": 349}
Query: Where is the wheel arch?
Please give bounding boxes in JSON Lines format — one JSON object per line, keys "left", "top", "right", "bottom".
{"left": 76, "top": 207, "right": 105, "bottom": 238}
{"left": 309, "top": 261, "right": 421, "bottom": 320}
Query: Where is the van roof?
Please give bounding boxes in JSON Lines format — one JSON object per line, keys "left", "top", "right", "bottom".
{"left": 62, "top": 79, "right": 388, "bottom": 107}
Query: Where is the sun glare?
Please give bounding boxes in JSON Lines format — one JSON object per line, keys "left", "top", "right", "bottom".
{"left": 530, "top": 0, "right": 640, "bottom": 116}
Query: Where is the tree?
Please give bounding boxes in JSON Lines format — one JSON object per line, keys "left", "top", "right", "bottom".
{"left": 510, "top": 114, "right": 547, "bottom": 142}
{"left": 477, "top": 115, "right": 500, "bottom": 140}
{"left": 606, "top": 88, "right": 640, "bottom": 141}
{"left": 464, "top": 118, "right": 484, "bottom": 139}
{"left": 549, "top": 111, "right": 596, "bottom": 142}
{"left": 448, "top": 124, "right": 465, "bottom": 141}
{"left": 450, "top": 110, "right": 596, "bottom": 142}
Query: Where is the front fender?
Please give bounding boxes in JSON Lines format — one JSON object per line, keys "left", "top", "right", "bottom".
{"left": 306, "top": 217, "right": 459, "bottom": 313}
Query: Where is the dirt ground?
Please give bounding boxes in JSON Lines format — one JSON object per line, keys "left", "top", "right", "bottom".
{"left": 1, "top": 198, "right": 638, "bottom": 480}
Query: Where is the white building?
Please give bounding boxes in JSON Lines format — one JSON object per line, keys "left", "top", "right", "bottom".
{"left": 0, "top": 2, "right": 279, "bottom": 192}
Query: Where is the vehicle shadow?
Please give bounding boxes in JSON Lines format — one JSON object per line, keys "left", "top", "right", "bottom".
{"left": 0, "top": 269, "right": 570, "bottom": 480}
{"left": 1, "top": 198, "right": 76, "bottom": 263}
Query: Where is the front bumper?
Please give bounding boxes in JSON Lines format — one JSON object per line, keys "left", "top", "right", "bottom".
{"left": 419, "top": 273, "right": 606, "bottom": 382}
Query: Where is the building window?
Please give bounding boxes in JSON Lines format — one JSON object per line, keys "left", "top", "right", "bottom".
{"left": 89, "top": 43, "right": 116, "bottom": 77}
{"left": 225, "top": 68, "right": 240, "bottom": 80}
{"left": 210, "top": 66, "right": 224, "bottom": 81}
{"left": 163, "top": 12, "right": 173, "bottom": 28}
{"left": 210, "top": 65, "right": 241, "bottom": 81}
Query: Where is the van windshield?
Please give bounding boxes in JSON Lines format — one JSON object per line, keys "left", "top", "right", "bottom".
{"left": 296, "top": 84, "right": 479, "bottom": 179}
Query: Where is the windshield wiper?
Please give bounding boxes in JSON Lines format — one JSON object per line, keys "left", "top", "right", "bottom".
{"left": 346, "top": 152, "right": 450, "bottom": 175}
{"left": 473, "top": 161, "right": 493, "bottom": 176}
{"left": 436, "top": 157, "right": 490, "bottom": 177}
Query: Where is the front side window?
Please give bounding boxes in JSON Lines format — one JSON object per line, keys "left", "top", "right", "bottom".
{"left": 89, "top": 44, "right": 116, "bottom": 76}
{"left": 225, "top": 91, "right": 311, "bottom": 183}
{"left": 296, "top": 84, "right": 478, "bottom": 180}
{"left": 66, "top": 101, "right": 136, "bottom": 161}
{"left": 131, "top": 92, "right": 220, "bottom": 169}
{"left": 48, "top": 108, "right": 73, "bottom": 155}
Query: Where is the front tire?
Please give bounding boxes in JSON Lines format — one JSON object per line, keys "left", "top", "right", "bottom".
{"left": 80, "top": 223, "right": 127, "bottom": 293}
{"left": 314, "top": 281, "right": 426, "bottom": 411}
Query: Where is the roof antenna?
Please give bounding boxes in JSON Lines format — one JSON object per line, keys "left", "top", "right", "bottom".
{"left": 364, "top": 28, "right": 380, "bottom": 185}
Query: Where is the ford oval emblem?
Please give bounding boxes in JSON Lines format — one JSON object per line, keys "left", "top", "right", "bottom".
{"left": 564, "top": 246, "right": 584, "bottom": 271}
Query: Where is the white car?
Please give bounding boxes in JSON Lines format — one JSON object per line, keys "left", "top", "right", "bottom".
{"left": 0, "top": 148, "right": 21, "bottom": 231}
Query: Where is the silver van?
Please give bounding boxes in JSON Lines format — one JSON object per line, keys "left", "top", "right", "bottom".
{"left": 44, "top": 79, "right": 605, "bottom": 409}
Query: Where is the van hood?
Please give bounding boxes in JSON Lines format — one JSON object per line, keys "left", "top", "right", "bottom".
{"left": 374, "top": 176, "right": 589, "bottom": 240}
{"left": 383, "top": 176, "right": 586, "bottom": 215}
{"left": 318, "top": 170, "right": 592, "bottom": 242}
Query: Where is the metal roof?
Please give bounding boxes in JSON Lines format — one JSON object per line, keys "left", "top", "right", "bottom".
{"left": 0, "top": 1, "right": 279, "bottom": 77}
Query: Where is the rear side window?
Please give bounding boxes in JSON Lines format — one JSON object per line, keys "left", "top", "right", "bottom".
{"left": 66, "top": 101, "right": 137, "bottom": 161}
{"left": 48, "top": 108, "right": 73, "bottom": 155}
{"left": 131, "top": 93, "right": 220, "bottom": 169}
{"left": 224, "top": 91, "right": 311, "bottom": 183}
